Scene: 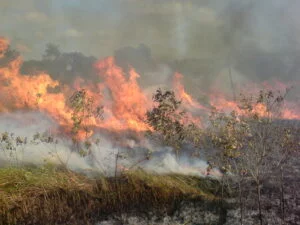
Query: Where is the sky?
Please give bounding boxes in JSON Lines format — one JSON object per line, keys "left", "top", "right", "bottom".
{"left": 0, "top": 0, "right": 226, "bottom": 60}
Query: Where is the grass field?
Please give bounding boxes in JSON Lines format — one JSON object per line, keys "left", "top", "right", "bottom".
{"left": 0, "top": 165, "right": 224, "bottom": 225}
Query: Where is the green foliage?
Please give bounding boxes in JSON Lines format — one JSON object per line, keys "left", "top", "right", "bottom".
{"left": 0, "top": 132, "right": 28, "bottom": 165}
{"left": 146, "top": 89, "right": 187, "bottom": 154}
{"left": 184, "top": 122, "right": 206, "bottom": 150}
{"left": 0, "top": 131, "right": 60, "bottom": 167}
{"left": 32, "top": 132, "right": 54, "bottom": 144}
{"left": 69, "top": 89, "right": 103, "bottom": 139}
{"left": 42, "top": 43, "right": 61, "bottom": 61}
{"left": 146, "top": 88, "right": 205, "bottom": 157}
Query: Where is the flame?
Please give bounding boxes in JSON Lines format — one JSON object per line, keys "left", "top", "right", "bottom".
{"left": 0, "top": 38, "right": 75, "bottom": 136}
{"left": 95, "top": 57, "right": 149, "bottom": 131}
{"left": 0, "top": 37, "right": 151, "bottom": 137}
{"left": 174, "top": 72, "right": 300, "bottom": 120}
{"left": 0, "top": 37, "right": 9, "bottom": 58}
{"left": 0, "top": 36, "right": 299, "bottom": 141}
{"left": 173, "top": 72, "right": 207, "bottom": 111}
{"left": 0, "top": 47, "right": 69, "bottom": 123}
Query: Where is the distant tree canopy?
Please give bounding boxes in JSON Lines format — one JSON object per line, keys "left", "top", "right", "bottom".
{"left": 0, "top": 45, "right": 20, "bottom": 67}
{"left": 21, "top": 43, "right": 98, "bottom": 84}
{"left": 43, "top": 43, "right": 61, "bottom": 61}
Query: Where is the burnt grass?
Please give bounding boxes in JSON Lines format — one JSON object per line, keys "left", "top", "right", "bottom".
{"left": 224, "top": 150, "right": 300, "bottom": 225}
{"left": 0, "top": 166, "right": 226, "bottom": 225}
{"left": 259, "top": 151, "right": 300, "bottom": 224}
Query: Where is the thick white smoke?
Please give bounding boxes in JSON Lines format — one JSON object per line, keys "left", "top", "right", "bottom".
{"left": 0, "top": 111, "right": 219, "bottom": 178}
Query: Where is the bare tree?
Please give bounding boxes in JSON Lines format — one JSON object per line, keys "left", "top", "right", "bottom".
{"left": 209, "top": 89, "right": 298, "bottom": 225}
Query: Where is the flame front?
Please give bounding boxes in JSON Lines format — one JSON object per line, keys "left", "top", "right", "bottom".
{"left": 0, "top": 37, "right": 299, "bottom": 139}
{"left": 0, "top": 38, "right": 150, "bottom": 137}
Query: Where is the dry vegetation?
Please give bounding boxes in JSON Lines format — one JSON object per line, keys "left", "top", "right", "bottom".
{"left": 0, "top": 165, "right": 224, "bottom": 225}
{"left": 0, "top": 88, "right": 299, "bottom": 225}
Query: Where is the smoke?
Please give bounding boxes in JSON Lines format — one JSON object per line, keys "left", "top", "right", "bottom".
{"left": 21, "top": 43, "right": 97, "bottom": 85}
{"left": 0, "top": 111, "right": 86, "bottom": 169}
{"left": 0, "top": 111, "right": 217, "bottom": 178}
{"left": 1, "top": 0, "right": 299, "bottom": 95}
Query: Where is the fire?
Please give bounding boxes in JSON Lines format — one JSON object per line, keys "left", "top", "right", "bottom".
{"left": 0, "top": 42, "right": 70, "bottom": 127}
{"left": 0, "top": 36, "right": 299, "bottom": 141}
{"left": 174, "top": 72, "right": 300, "bottom": 120}
{"left": 0, "top": 37, "right": 9, "bottom": 58}
{"left": 0, "top": 37, "right": 151, "bottom": 137}
{"left": 173, "top": 72, "right": 207, "bottom": 111}
{"left": 95, "top": 57, "right": 149, "bottom": 132}
{"left": 209, "top": 90, "right": 300, "bottom": 120}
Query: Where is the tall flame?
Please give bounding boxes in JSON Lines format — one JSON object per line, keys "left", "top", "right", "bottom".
{"left": 0, "top": 36, "right": 299, "bottom": 140}
{"left": 0, "top": 38, "right": 71, "bottom": 128}
{"left": 95, "top": 56, "right": 149, "bottom": 131}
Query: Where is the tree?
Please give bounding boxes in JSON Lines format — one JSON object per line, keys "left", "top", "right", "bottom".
{"left": 269, "top": 120, "right": 299, "bottom": 224}
{"left": 69, "top": 89, "right": 103, "bottom": 141}
{"left": 146, "top": 89, "right": 186, "bottom": 157}
{"left": 209, "top": 89, "right": 299, "bottom": 225}
{"left": 43, "top": 43, "right": 61, "bottom": 61}
{"left": 209, "top": 109, "right": 247, "bottom": 225}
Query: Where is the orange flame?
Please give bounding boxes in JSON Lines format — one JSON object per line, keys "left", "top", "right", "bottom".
{"left": 0, "top": 37, "right": 9, "bottom": 58}
{"left": 173, "top": 72, "right": 207, "bottom": 111}
{"left": 0, "top": 36, "right": 299, "bottom": 141}
{"left": 174, "top": 72, "right": 300, "bottom": 120}
{"left": 0, "top": 37, "right": 152, "bottom": 137}
{"left": 95, "top": 57, "right": 149, "bottom": 132}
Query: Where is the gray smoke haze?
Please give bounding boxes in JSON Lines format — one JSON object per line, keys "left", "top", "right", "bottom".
{"left": 0, "top": 111, "right": 219, "bottom": 178}
{"left": 1, "top": 0, "right": 300, "bottom": 89}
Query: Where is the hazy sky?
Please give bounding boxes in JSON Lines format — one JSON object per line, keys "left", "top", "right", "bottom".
{"left": 1, "top": 0, "right": 299, "bottom": 61}
{"left": 0, "top": 0, "right": 222, "bottom": 60}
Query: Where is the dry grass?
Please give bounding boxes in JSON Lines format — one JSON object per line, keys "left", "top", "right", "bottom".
{"left": 0, "top": 165, "right": 223, "bottom": 225}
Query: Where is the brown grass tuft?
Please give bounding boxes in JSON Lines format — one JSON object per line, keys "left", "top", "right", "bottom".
{"left": 0, "top": 166, "right": 223, "bottom": 225}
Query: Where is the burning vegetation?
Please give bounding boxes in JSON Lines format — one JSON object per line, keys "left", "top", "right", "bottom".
{"left": 0, "top": 35, "right": 300, "bottom": 225}
{"left": 0, "top": 37, "right": 299, "bottom": 140}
